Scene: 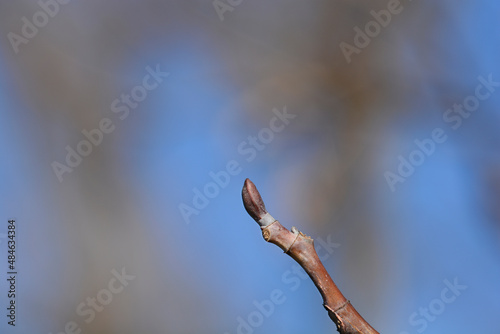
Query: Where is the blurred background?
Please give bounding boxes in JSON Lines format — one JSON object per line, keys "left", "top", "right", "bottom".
{"left": 0, "top": 1, "right": 499, "bottom": 333}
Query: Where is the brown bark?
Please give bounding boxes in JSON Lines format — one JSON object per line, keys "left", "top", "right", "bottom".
{"left": 242, "top": 178, "right": 379, "bottom": 334}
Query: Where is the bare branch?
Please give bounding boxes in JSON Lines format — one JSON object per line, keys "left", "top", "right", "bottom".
{"left": 242, "top": 178, "right": 379, "bottom": 334}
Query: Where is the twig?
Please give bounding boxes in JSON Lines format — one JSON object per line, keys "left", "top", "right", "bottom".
{"left": 242, "top": 178, "right": 379, "bottom": 334}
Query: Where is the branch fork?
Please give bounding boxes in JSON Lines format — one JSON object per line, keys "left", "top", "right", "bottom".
{"left": 242, "top": 178, "right": 379, "bottom": 334}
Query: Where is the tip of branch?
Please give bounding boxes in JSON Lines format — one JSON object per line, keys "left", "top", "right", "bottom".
{"left": 242, "top": 178, "right": 275, "bottom": 227}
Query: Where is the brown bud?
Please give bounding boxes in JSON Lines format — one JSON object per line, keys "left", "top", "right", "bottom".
{"left": 242, "top": 178, "right": 268, "bottom": 222}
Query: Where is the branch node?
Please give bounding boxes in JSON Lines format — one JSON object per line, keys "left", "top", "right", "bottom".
{"left": 261, "top": 221, "right": 277, "bottom": 241}
{"left": 262, "top": 228, "right": 271, "bottom": 241}
{"left": 333, "top": 299, "right": 351, "bottom": 313}
{"left": 284, "top": 230, "right": 300, "bottom": 254}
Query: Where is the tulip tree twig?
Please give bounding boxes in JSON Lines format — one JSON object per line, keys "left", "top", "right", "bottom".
{"left": 241, "top": 178, "right": 379, "bottom": 334}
